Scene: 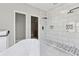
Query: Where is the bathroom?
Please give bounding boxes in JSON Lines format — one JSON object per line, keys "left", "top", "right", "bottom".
{"left": 0, "top": 3, "right": 79, "bottom": 56}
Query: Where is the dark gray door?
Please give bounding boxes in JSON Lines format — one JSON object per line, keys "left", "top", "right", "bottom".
{"left": 15, "top": 13, "right": 26, "bottom": 43}
{"left": 31, "top": 16, "right": 38, "bottom": 39}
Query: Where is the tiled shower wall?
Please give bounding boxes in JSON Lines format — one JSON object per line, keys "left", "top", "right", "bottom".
{"left": 40, "top": 3, "right": 79, "bottom": 56}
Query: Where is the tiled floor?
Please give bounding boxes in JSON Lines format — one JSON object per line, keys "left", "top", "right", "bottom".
{"left": 40, "top": 40, "right": 71, "bottom": 56}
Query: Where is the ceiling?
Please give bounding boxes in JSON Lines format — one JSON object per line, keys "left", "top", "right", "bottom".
{"left": 27, "top": 3, "right": 61, "bottom": 11}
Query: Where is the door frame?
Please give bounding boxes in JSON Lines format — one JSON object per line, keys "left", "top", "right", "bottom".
{"left": 29, "top": 14, "right": 40, "bottom": 40}
{"left": 14, "top": 10, "right": 27, "bottom": 44}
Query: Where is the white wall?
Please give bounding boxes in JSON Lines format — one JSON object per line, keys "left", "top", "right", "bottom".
{"left": 0, "top": 3, "right": 46, "bottom": 47}
{"left": 46, "top": 3, "right": 79, "bottom": 48}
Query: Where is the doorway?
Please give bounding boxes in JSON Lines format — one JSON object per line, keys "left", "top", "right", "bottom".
{"left": 15, "top": 12, "right": 26, "bottom": 43}
{"left": 31, "top": 16, "right": 38, "bottom": 39}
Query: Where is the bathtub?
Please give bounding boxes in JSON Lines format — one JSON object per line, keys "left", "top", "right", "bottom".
{"left": 0, "top": 39, "right": 40, "bottom": 56}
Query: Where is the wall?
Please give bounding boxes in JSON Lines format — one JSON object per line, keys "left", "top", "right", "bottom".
{"left": 40, "top": 3, "right": 79, "bottom": 56}
{"left": 0, "top": 3, "right": 46, "bottom": 47}
{"left": 42, "top": 3, "right": 79, "bottom": 55}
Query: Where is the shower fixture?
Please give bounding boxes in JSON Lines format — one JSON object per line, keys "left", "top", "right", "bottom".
{"left": 67, "top": 7, "right": 79, "bottom": 14}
